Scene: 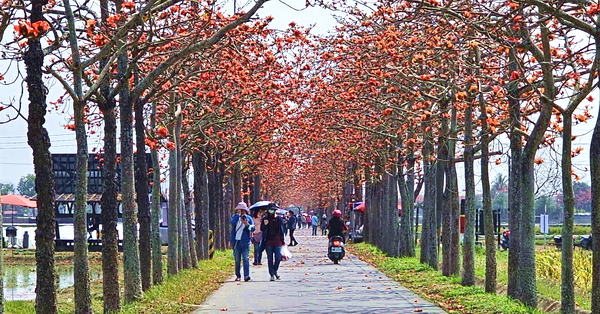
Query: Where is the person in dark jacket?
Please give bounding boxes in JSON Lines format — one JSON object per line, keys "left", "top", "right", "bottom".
{"left": 326, "top": 209, "right": 347, "bottom": 240}
{"left": 261, "top": 205, "right": 285, "bottom": 281}
{"left": 320, "top": 214, "right": 328, "bottom": 236}
{"left": 287, "top": 211, "right": 298, "bottom": 246}
{"left": 230, "top": 202, "right": 255, "bottom": 282}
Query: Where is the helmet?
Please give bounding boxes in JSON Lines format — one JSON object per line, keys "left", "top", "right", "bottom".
{"left": 333, "top": 210, "right": 342, "bottom": 218}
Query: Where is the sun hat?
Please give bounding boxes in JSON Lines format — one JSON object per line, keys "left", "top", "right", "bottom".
{"left": 235, "top": 201, "right": 248, "bottom": 211}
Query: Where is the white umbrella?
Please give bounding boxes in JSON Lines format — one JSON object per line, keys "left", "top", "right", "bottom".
{"left": 248, "top": 201, "right": 276, "bottom": 211}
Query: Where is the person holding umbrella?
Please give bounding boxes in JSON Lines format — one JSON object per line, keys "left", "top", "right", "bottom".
{"left": 230, "top": 202, "right": 255, "bottom": 282}
{"left": 261, "top": 204, "right": 285, "bottom": 281}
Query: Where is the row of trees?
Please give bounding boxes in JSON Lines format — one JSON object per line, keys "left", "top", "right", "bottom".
{"left": 0, "top": 174, "right": 36, "bottom": 197}
{"left": 235, "top": 0, "right": 599, "bottom": 312}
{"left": 1, "top": 0, "right": 289, "bottom": 312}
{"left": 278, "top": 1, "right": 599, "bottom": 312}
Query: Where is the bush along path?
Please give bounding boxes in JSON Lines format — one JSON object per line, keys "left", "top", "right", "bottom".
{"left": 347, "top": 243, "right": 542, "bottom": 314}
{"left": 194, "top": 227, "right": 445, "bottom": 313}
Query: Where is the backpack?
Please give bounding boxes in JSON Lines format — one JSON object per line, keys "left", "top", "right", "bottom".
{"left": 252, "top": 231, "right": 262, "bottom": 243}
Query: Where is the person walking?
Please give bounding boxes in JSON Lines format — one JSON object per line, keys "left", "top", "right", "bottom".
{"left": 230, "top": 202, "right": 255, "bottom": 282}
{"left": 306, "top": 213, "right": 312, "bottom": 230}
{"left": 320, "top": 214, "right": 328, "bottom": 236}
{"left": 261, "top": 204, "right": 286, "bottom": 281}
{"left": 251, "top": 209, "right": 264, "bottom": 265}
{"left": 282, "top": 211, "right": 289, "bottom": 236}
{"left": 287, "top": 210, "right": 298, "bottom": 246}
{"left": 311, "top": 213, "right": 319, "bottom": 236}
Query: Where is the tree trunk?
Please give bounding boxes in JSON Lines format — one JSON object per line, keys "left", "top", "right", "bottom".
{"left": 441, "top": 166, "right": 452, "bottom": 277}
{"left": 99, "top": 97, "right": 120, "bottom": 312}
{"left": 182, "top": 165, "right": 198, "bottom": 268}
{"left": 193, "top": 151, "right": 209, "bottom": 260}
{"left": 98, "top": 0, "right": 120, "bottom": 310}
{"left": 446, "top": 160, "right": 461, "bottom": 276}
{"left": 436, "top": 104, "right": 448, "bottom": 260}
{"left": 186, "top": 195, "right": 199, "bottom": 268}
{"left": 518, "top": 25, "right": 555, "bottom": 307}
{"left": 363, "top": 166, "right": 373, "bottom": 243}
{"left": 150, "top": 145, "right": 163, "bottom": 284}
{"left": 519, "top": 157, "right": 538, "bottom": 307}
{"left": 507, "top": 48, "right": 523, "bottom": 300}
{"left": 561, "top": 114, "right": 575, "bottom": 313}
{"left": 119, "top": 83, "right": 142, "bottom": 303}
{"left": 61, "top": 0, "right": 92, "bottom": 309}
{"left": 208, "top": 155, "right": 218, "bottom": 250}
{"left": 386, "top": 170, "right": 400, "bottom": 257}
{"left": 421, "top": 138, "right": 437, "bottom": 269}
{"left": 73, "top": 100, "right": 91, "bottom": 313}
{"left": 251, "top": 174, "right": 261, "bottom": 204}
{"left": 398, "top": 152, "right": 415, "bottom": 257}
{"left": 479, "top": 103, "right": 496, "bottom": 294}
{"left": 476, "top": 46, "right": 496, "bottom": 293}
{"left": 24, "top": 1, "right": 57, "bottom": 311}
{"left": 180, "top": 162, "right": 191, "bottom": 269}
{"left": 436, "top": 136, "right": 448, "bottom": 275}
{"left": 462, "top": 98, "right": 475, "bottom": 286}
{"left": 447, "top": 106, "right": 460, "bottom": 276}
{"left": 168, "top": 147, "right": 179, "bottom": 275}
{"left": 481, "top": 131, "right": 496, "bottom": 293}
{"left": 371, "top": 159, "right": 384, "bottom": 249}
{"left": 217, "top": 159, "right": 227, "bottom": 249}
{"left": 442, "top": 106, "right": 457, "bottom": 277}
{"left": 590, "top": 97, "right": 600, "bottom": 313}
{"left": 149, "top": 102, "right": 163, "bottom": 285}
{"left": 233, "top": 165, "right": 242, "bottom": 206}
{"left": 134, "top": 98, "right": 152, "bottom": 291}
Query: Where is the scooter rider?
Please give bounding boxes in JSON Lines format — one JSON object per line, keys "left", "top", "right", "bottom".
{"left": 326, "top": 209, "right": 347, "bottom": 241}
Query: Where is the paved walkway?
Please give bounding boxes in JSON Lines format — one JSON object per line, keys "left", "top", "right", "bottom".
{"left": 194, "top": 227, "right": 446, "bottom": 314}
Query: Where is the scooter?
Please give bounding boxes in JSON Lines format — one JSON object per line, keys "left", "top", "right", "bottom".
{"left": 328, "top": 235, "right": 345, "bottom": 264}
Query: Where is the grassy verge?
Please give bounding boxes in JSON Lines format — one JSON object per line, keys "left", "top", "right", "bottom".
{"left": 119, "top": 250, "right": 233, "bottom": 314}
{"left": 4, "top": 250, "right": 233, "bottom": 313}
{"left": 347, "top": 243, "right": 541, "bottom": 314}
{"left": 475, "top": 245, "right": 591, "bottom": 311}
